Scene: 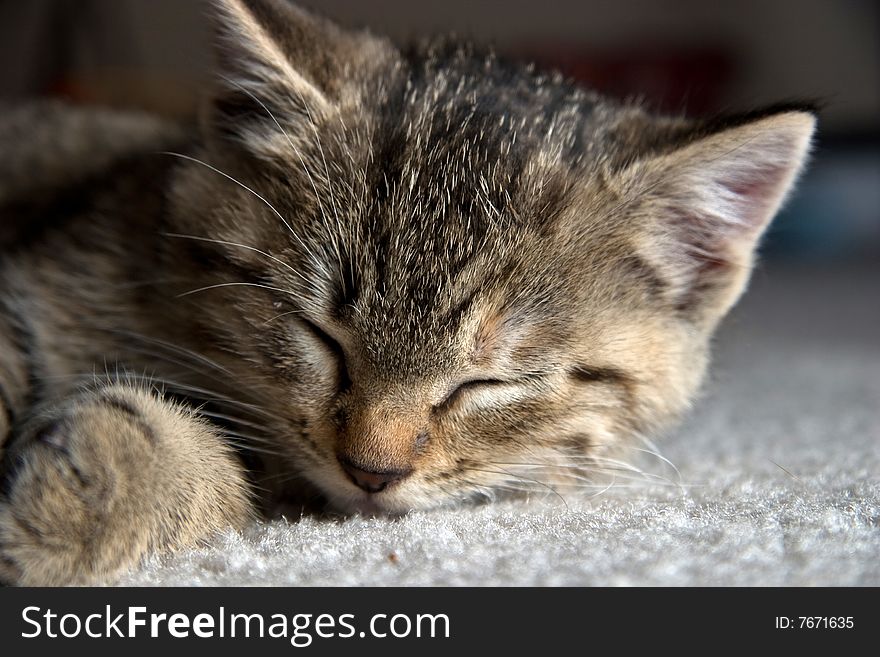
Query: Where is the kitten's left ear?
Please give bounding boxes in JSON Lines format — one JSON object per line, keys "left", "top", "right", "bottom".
{"left": 625, "top": 108, "right": 816, "bottom": 327}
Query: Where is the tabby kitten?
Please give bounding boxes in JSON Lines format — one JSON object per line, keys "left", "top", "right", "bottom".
{"left": 0, "top": 0, "right": 815, "bottom": 585}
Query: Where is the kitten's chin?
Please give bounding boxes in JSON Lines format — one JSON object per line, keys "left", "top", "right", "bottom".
{"left": 340, "top": 497, "right": 405, "bottom": 517}
{"left": 323, "top": 484, "right": 442, "bottom": 517}
{"left": 327, "top": 491, "right": 416, "bottom": 517}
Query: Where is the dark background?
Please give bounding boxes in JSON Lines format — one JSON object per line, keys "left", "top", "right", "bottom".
{"left": 1, "top": 0, "right": 878, "bottom": 262}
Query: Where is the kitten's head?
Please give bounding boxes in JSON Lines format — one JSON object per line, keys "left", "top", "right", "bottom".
{"left": 169, "top": 0, "right": 815, "bottom": 513}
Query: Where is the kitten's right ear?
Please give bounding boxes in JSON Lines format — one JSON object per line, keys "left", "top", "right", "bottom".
{"left": 202, "top": 0, "right": 346, "bottom": 155}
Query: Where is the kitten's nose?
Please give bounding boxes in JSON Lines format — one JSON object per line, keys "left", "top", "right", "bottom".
{"left": 338, "top": 456, "right": 413, "bottom": 494}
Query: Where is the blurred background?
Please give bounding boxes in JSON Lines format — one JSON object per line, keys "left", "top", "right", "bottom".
{"left": 0, "top": 0, "right": 878, "bottom": 263}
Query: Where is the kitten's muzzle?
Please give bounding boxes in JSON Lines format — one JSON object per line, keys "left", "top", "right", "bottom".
{"left": 337, "top": 455, "right": 413, "bottom": 494}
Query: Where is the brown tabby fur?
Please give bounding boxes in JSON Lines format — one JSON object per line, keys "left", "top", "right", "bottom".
{"left": 0, "top": 0, "right": 815, "bottom": 584}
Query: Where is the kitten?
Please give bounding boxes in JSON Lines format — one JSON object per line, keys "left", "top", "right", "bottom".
{"left": 0, "top": 0, "right": 815, "bottom": 585}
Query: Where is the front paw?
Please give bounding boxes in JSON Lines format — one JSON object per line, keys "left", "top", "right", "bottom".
{"left": 0, "top": 386, "right": 252, "bottom": 585}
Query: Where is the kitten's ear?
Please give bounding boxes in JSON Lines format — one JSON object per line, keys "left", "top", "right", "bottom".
{"left": 202, "top": 0, "right": 349, "bottom": 154}
{"left": 626, "top": 108, "right": 816, "bottom": 327}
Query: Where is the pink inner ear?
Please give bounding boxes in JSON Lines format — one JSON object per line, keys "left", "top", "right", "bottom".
{"left": 664, "top": 160, "right": 796, "bottom": 314}
{"left": 636, "top": 112, "right": 814, "bottom": 319}
{"left": 719, "top": 163, "right": 788, "bottom": 235}
{"left": 671, "top": 159, "right": 794, "bottom": 273}
{"left": 656, "top": 113, "right": 815, "bottom": 270}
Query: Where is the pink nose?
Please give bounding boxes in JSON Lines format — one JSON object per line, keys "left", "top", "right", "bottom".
{"left": 337, "top": 456, "right": 413, "bottom": 494}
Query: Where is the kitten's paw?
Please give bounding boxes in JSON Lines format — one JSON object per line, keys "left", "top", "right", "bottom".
{"left": 0, "top": 385, "right": 252, "bottom": 585}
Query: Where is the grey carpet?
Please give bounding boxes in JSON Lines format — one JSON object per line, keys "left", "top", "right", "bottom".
{"left": 117, "top": 263, "right": 880, "bottom": 586}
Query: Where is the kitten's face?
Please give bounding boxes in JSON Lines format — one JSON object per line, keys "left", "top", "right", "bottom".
{"left": 169, "top": 0, "right": 814, "bottom": 513}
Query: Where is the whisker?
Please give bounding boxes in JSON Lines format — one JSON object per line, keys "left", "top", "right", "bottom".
{"left": 633, "top": 434, "right": 683, "bottom": 482}
{"left": 106, "top": 372, "right": 277, "bottom": 420}
{"left": 60, "top": 341, "right": 272, "bottom": 413}
{"left": 259, "top": 469, "right": 314, "bottom": 485}
{"left": 301, "top": 90, "right": 343, "bottom": 233}
{"left": 115, "top": 329, "right": 232, "bottom": 373}
{"left": 159, "top": 151, "right": 317, "bottom": 260}
{"left": 177, "top": 281, "right": 300, "bottom": 298}
{"left": 221, "top": 78, "right": 341, "bottom": 274}
{"left": 162, "top": 232, "right": 309, "bottom": 285}
{"left": 222, "top": 437, "right": 286, "bottom": 458}
{"left": 461, "top": 466, "right": 569, "bottom": 509}
{"left": 262, "top": 309, "right": 305, "bottom": 326}
{"left": 486, "top": 440, "right": 689, "bottom": 492}
{"left": 195, "top": 410, "right": 274, "bottom": 434}
{"left": 286, "top": 83, "right": 350, "bottom": 287}
{"left": 82, "top": 334, "right": 232, "bottom": 382}
{"left": 222, "top": 77, "right": 332, "bottom": 227}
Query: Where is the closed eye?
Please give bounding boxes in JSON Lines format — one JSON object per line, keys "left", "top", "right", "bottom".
{"left": 433, "top": 378, "right": 510, "bottom": 412}
{"left": 300, "top": 318, "right": 351, "bottom": 391}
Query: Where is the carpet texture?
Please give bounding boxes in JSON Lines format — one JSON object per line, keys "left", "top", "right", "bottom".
{"left": 117, "top": 264, "right": 880, "bottom": 586}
